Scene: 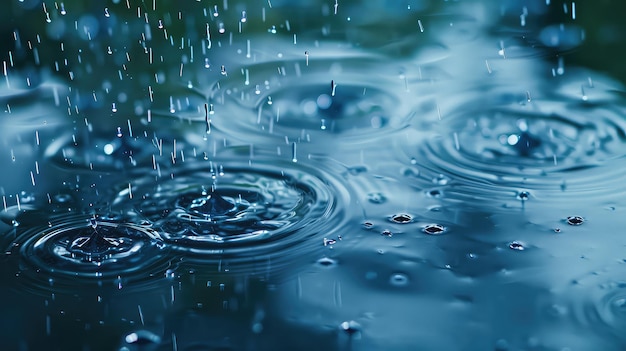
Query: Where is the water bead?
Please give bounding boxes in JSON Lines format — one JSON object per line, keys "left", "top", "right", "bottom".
{"left": 390, "top": 213, "right": 412, "bottom": 224}
{"left": 389, "top": 273, "right": 409, "bottom": 287}
{"left": 567, "top": 216, "right": 584, "bottom": 226}
{"left": 423, "top": 224, "right": 446, "bottom": 235}
{"left": 508, "top": 241, "right": 525, "bottom": 251}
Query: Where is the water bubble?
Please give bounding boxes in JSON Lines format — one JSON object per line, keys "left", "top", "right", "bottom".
{"left": 566, "top": 216, "right": 584, "bottom": 226}
{"left": 339, "top": 320, "right": 361, "bottom": 335}
{"left": 381, "top": 229, "right": 393, "bottom": 237}
{"left": 423, "top": 224, "right": 446, "bottom": 235}
{"left": 367, "top": 192, "right": 386, "bottom": 204}
{"left": 389, "top": 273, "right": 409, "bottom": 287}
{"left": 316, "top": 257, "right": 337, "bottom": 267}
{"left": 123, "top": 330, "right": 161, "bottom": 345}
{"left": 508, "top": 241, "right": 525, "bottom": 251}
{"left": 390, "top": 213, "right": 412, "bottom": 224}
{"left": 432, "top": 174, "right": 450, "bottom": 185}
{"left": 517, "top": 191, "right": 530, "bottom": 201}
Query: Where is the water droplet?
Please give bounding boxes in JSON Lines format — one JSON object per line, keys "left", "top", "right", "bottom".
{"left": 508, "top": 241, "right": 525, "bottom": 251}
{"left": 340, "top": 320, "right": 361, "bottom": 335}
{"left": 124, "top": 330, "right": 161, "bottom": 345}
{"left": 381, "top": 229, "right": 393, "bottom": 237}
{"left": 432, "top": 174, "right": 450, "bottom": 185}
{"left": 389, "top": 273, "right": 409, "bottom": 287}
{"left": 323, "top": 238, "right": 337, "bottom": 246}
{"left": 423, "top": 224, "right": 446, "bottom": 235}
{"left": 390, "top": 213, "right": 412, "bottom": 224}
{"left": 517, "top": 191, "right": 530, "bottom": 201}
{"left": 316, "top": 257, "right": 337, "bottom": 267}
{"left": 367, "top": 192, "right": 386, "bottom": 204}
{"left": 567, "top": 216, "right": 584, "bottom": 226}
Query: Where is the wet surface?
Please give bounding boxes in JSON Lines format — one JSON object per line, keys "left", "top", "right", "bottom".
{"left": 1, "top": 0, "right": 626, "bottom": 350}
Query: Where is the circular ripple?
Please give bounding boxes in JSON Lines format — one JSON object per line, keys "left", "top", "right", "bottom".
{"left": 403, "top": 95, "right": 626, "bottom": 203}
{"left": 17, "top": 215, "right": 168, "bottom": 279}
{"left": 568, "top": 266, "right": 626, "bottom": 344}
{"left": 113, "top": 157, "right": 349, "bottom": 263}
{"left": 207, "top": 56, "right": 424, "bottom": 144}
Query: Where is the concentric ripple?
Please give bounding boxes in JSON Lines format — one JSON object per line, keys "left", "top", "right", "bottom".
{"left": 207, "top": 56, "right": 424, "bottom": 143}
{"left": 567, "top": 265, "right": 626, "bottom": 344}
{"left": 15, "top": 215, "right": 168, "bottom": 279}
{"left": 113, "top": 158, "right": 349, "bottom": 261}
{"left": 403, "top": 95, "right": 626, "bottom": 202}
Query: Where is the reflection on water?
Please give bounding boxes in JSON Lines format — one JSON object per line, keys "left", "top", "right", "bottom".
{"left": 1, "top": 0, "right": 626, "bottom": 350}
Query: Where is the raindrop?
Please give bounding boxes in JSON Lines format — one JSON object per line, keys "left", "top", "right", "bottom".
{"left": 316, "top": 257, "right": 337, "bottom": 267}
{"left": 340, "top": 320, "right": 361, "bottom": 335}
{"left": 508, "top": 241, "right": 525, "bottom": 251}
{"left": 381, "top": 229, "right": 393, "bottom": 237}
{"left": 389, "top": 273, "right": 409, "bottom": 287}
{"left": 367, "top": 192, "right": 386, "bottom": 204}
{"left": 432, "top": 174, "right": 450, "bottom": 185}
{"left": 566, "top": 216, "right": 584, "bottom": 226}
{"left": 390, "top": 213, "right": 412, "bottom": 224}
{"left": 423, "top": 224, "right": 446, "bottom": 235}
{"left": 517, "top": 191, "right": 530, "bottom": 201}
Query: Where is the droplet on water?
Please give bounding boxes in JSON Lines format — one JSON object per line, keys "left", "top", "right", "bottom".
{"left": 423, "top": 224, "right": 446, "bottom": 235}
{"left": 567, "top": 216, "right": 584, "bottom": 226}
{"left": 508, "top": 241, "right": 525, "bottom": 251}
{"left": 390, "top": 213, "right": 412, "bottom": 224}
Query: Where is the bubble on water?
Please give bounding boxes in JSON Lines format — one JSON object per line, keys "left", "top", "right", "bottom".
{"left": 517, "top": 191, "right": 530, "bottom": 201}
{"left": 17, "top": 215, "right": 168, "bottom": 279}
{"left": 389, "top": 273, "right": 409, "bottom": 287}
{"left": 208, "top": 55, "right": 418, "bottom": 143}
{"left": 381, "top": 229, "right": 393, "bottom": 237}
{"left": 423, "top": 224, "right": 446, "bottom": 235}
{"left": 508, "top": 241, "right": 525, "bottom": 251}
{"left": 123, "top": 330, "right": 161, "bottom": 345}
{"left": 566, "top": 216, "right": 584, "bottom": 226}
{"left": 367, "top": 192, "right": 386, "bottom": 204}
{"left": 390, "top": 213, "right": 413, "bottom": 224}
{"left": 316, "top": 257, "right": 337, "bottom": 267}
{"left": 339, "top": 320, "right": 362, "bottom": 335}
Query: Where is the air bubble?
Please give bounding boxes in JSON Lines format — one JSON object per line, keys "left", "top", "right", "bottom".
{"left": 390, "top": 213, "right": 412, "bottom": 224}
{"left": 567, "top": 216, "right": 584, "bottom": 226}
{"left": 423, "top": 224, "right": 446, "bottom": 235}
{"left": 389, "top": 273, "right": 409, "bottom": 287}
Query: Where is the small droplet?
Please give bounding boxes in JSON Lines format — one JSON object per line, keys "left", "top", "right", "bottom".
{"left": 517, "top": 191, "right": 530, "bottom": 201}
{"left": 340, "top": 320, "right": 361, "bottom": 335}
{"left": 316, "top": 257, "right": 337, "bottom": 267}
{"left": 566, "top": 216, "right": 584, "bottom": 226}
{"left": 323, "top": 238, "right": 336, "bottom": 246}
{"left": 389, "top": 273, "right": 409, "bottom": 287}
{"left": 362, "top": 221, "right": 374, "bottom": 229}
{"left": 367, "top": 192, "right": 386, "bottom": 204}
{"left": 508, "top": 241, "right": 525, "bottom": 251}
{"left": 423, "top": 224, "right": 446, "bottom": 235}
{"left": 554, "top": 228, "right": 562, "bottom": 233}
{"left": 432, "top": 174, "right": 450, "bottom": 185}
{"left": 381, "top": 229, "right": 393, "bottom": 237}
{"left": 428, "top": 189, "right": 442, "bottom": 198}
{"left": 390, "top": 213, "right": 412, "bottom": 224}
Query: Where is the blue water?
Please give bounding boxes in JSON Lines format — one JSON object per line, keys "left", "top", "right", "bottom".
{"left": 1, "top": 0, "right": 626, "bottom": 350}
